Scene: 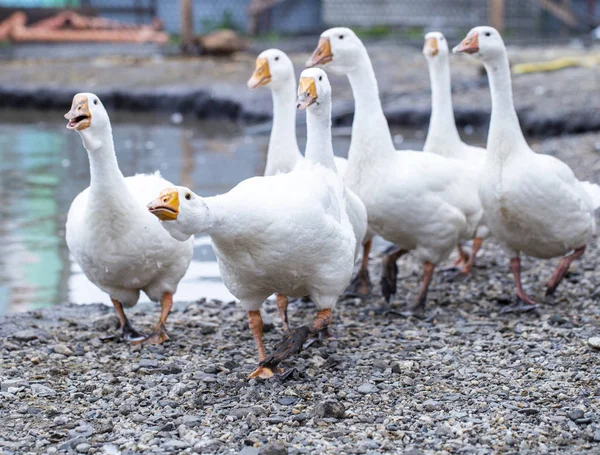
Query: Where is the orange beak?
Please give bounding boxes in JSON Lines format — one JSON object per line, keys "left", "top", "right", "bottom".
{"left": 306, "top": 38, "right": 333, "bottom": 67}
{"left": 423, "top": 37, "right": 439, "bottom": 57}
{"left": 65, "top": 94, "right": 91, "bottom": 131}
{"left": 453, "top": 31, "right": 479, "bottom": 55}
{"left": 296, "top": 77, "right": 318, "bottom": 109}
{"left": 148, "top": 188, "right": 180, "bottom": 221}
{"left": 247, "top": 57, "right": 271, "bottom": 89}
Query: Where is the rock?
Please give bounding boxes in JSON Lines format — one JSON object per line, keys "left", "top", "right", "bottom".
{"left": 357, "top": 383, "right": 378, "bottom": 394}
{"left": 594, "top": 430, "right": 600, "bottom": 442}
{"left": 163, "top": 439, "right": 190, "bottom": 450}
{"left": 194, "top": 440, "right": 222, "bottom": 453}
{"left": 76, "top": 443, "right": 91, "bottom": 453}
{"left": 587, "top": 337, "right": 600, "bottom": 350}
{"left": 31, "top": 384, "right": 56, "bottom": 397}
{"left": 1, "top": 379, "right": 29, "bottom": 391}
{"left": 277, "top": 396, "right": 298, "bottom": 406}
{"left": 139, "top": 359, "right": 159, "bottom": 368}
{"left": 518, "top": 408, "right": 540, "bottom": 415}
{"left": 181, "top": 415, "right": 202, "bottom": 427}
{"left": 92, "top": 314, "right": 119, "bottom": 331}
{"left": 313, "top": 401, "right": 346, "bottom": 419}
{"left": 391, "top": 360, "right": 415, "bottom": 374}
{"left": 239, "top": 447, "right": 259, "bottom": 455}
{"left": 12, "top": 330, "right": 38, "bottom": 341}
{"left": 53, "top": 344, "right": 74, "bottom": 356}
{"left": 228, "top": 406, "right": 267, "bottom": 419}
{"left": 259, "top": 441, "right": 287, "bottom": 455}
{"left": 568, "top": 409, "right": 585, "bottom": 421}
{"left": 423, "top": 400, "right": 442, "bottom": 412}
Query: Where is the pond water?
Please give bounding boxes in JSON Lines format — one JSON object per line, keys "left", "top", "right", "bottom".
{"left": 0, "top": 109, "right": 482, "bottom": 314}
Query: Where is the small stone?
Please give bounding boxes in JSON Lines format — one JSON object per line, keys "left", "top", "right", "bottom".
{"left": 594, "top": 430, "right": 600, "bottom": 442}
{"left": 568, "top": 409, "right": 585, "bottom": 421}
{"left": 1, "top": 379, "right": 29, "bottom": 391}
{"left": 357, "top": 383, "right": 378, "bottom": 394}
{"left": 587, "top": 337, "right": 600, "bottom": 350}
{"left": 277, "top": 396, "right": 298, "bottom": 406}
{"left": 53, "top": 344, "right": 74, "bottom": 356}
{"left": 391, "top": 360, "right": 415, "bottom": 374}
{"left": 313, "top": 401, "right": 346, "bottom": 419}
{"left": 423, "top": 400, "right": 441, "bottom": 412}
{"left": 181, "top": 415, "right": 201, "bottom": 427}
{"left": 228, "top": 406, "right": 267, "bottom": 419}
{"left": 239, "top": 447, "right": 259, "bottom": 455}
{"left": 259, "top": 441, "right": 287, "bottom": 455}
{"left": 31, "top": 384, "right": 57, "bottom": 397}
{"left": 12, "top": 330, "right": 38, "bottom": 342}
{"left": 518, "top": 408, "right": 540, "bottom": 415}
{"left": 76, "top": 443, "right": 91, "bottom": 453}
{"left": 163, "top": 439, "right": 190, "bottom": 450}
{"left": 139, "top": 359, "right": 159, "bottom": 368}
{"left": 93, "top": 314, "right": 119, "bottom": 331}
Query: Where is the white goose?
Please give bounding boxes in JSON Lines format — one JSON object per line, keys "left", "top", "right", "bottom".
{"left": 307, "top": 28, "right": 484, "bottom": 315}
{"left": 248, "top": 49, "right": 367, "bottom": 315}
{"left": 148, "top": 69, "right": 355, "bottom": 378}
{"left": 65, "top": 93, "right": 193, "bottom": 343}
{"left": 423, "top": 31, "right": 489, "bottom": 273}
{"left": 454, "top": 27, "right": 600, "bottom": 310}
{"left": 247, "top": 48, "right": 348, "bottom": 177}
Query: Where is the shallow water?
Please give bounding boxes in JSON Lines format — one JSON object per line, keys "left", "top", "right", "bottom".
{"left": 0, "top": 109, "right": 483, "bottom": 314}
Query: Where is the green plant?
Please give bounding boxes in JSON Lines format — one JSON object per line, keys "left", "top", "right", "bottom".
{"left": 356, "top": 25, "right": 393, "bottom": 38}
{"left": 200, "top": 9, "right": 240, "bottom": 33}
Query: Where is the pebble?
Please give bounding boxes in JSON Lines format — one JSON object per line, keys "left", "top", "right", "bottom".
{"left": 239, "top": 447, "right": 259, "bottom": 455}
{"left": 357, "top": 383, "right": 378, "bottom": 394}
{"left": 139, "top": 359, "right": 159, "bottom": 368}
{"left": 568, "top": 409, "right": 585, "bottom": 421}
{"left": 31, "top": 384, "right": 56, "bottom": 397}
{"left": 587, "top": 337, "right": 600, "bottom": 350}
{"left": 75, "top": 443, "right": 91, "bottom": 453}
{"left": 313, "top": 401, "right": 346, "bottom": 419}
{"left": 53, "top": 344, "right": 74, "bottom": 356}
{"left": 258, "top": 441, "right": 287, "bottom": 455}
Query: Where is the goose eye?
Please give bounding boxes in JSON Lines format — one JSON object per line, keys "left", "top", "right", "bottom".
{"left": 339, "top": 35, "right": 344, "bottom": 39}
{"left": 319, "top": 76, "right": 322, "bottom": 81}
{"left": 274, "top": 56, "right": 279, "bottom": 61}
{"left": 93, "top": 99, "right": 98, "bottom": 105}
{"left": 185, "top": 193, "right": 191, "bottom": 200}
{"left": 485, "top": 32, "right": 491, "bottom": 37}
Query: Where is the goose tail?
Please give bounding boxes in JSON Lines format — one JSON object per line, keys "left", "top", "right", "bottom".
{"left": 581, "top": 181, "right": 600, "bottom": 210}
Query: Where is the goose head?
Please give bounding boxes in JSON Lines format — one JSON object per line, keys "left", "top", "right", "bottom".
{"left": 306, "top": 27, "right": 365, "bottom": 74}
{"left": 148, "top": 186, "right": 207, "bottom": 241}
{"left": 423, "top": 31, "right": 450, "bottom": 62}
{"left": 65, "top": 93, "right": 110, "bottom": 134}
{"left": 247, "top": 49, "right": 294, "bottom": 90}
{"left": 296, "top": 68, "right": 332, "bottom": 114}
{"left": 453, "top": 26, "right": 506, "bottom": 62}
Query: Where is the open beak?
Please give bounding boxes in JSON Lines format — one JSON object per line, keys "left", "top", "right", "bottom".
{"left": 423, "top": 37, "right": 439, "bottom": 57}
{"left": 453, "top": 32, "right": 479, "bottom": 54}
{"left": 64, "top": 94, "right": 91, "bottom": 130}
{"left": 247, "top": 57, "right": 271, "bottom": 89}
{"left": 296, "top": 77, "right": 318, "bottom": 110}
{"left": 148, "top": 188, "right": 180, "bottom": 221}
{"left": 306, "top": 37, "right": 332, "bottom": 67}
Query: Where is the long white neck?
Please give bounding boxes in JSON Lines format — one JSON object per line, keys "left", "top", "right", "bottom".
{"left": 484, "top": 52, "right": 530, "bottom": 162}
{"left": 79, "top": 127, "right": 134, "bottom": 211}
{"left": 264, "top": 77, "right": 302, "bottom": 176}
{"left": 423, "top": 57, "right": 463, "bottom": 156}
{"left": 304, "top": 100, "right": 337, "bottom": 172}
{"left": 346, "top": 50, "right": 396, "bottom": 170}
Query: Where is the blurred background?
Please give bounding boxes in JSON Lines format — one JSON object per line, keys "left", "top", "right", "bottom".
{"left": 0, "top": 0, "right": 599, "bottom": 314}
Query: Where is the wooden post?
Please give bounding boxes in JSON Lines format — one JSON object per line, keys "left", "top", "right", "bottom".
{"left": 180, "top": 0, "right": 193, "bottom": 48}
{"left": 489, "top": 0, "right": 505, "bottom": 32}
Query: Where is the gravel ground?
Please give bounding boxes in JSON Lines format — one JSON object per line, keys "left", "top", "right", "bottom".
{"left": 0, "top": 41, "right": 599, "bottom": 135}
{"left": 2, "top": 133, "right": 600, "bottom": 454}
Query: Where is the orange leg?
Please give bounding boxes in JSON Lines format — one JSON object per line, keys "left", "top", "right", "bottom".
{"left": 546, "top": 246, "right": 586, "bottom": 296}
{"left": 511, "top": 257, "right": 537, "bottom": 306}
{"left": 248, "top": 310, "right": 279, "bottom": 379}
{"left": 134, "top": 292, "right": 173, "bottom": 345}
{"left": 110, "top": 298, "right": 145, "bottom": 342}
{"left": 410, "top": 261, "right": 435, "bottom": 318}
{"left": 461, "top": 237, "right": 483, "bottom": 274}
{"left": 454, "top": 244, "right": 470, "bottom": 267}
{"left": 276, "top": 294, "right": 290, "bottom": 332}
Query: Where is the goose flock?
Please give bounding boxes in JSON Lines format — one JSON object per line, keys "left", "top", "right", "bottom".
{"left": 65, "top": 26, "right": 600, "bottom": 379}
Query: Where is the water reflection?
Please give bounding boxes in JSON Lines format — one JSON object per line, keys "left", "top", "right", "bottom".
{"left": 0, "top": 109, "right": 441, "bottom": 314}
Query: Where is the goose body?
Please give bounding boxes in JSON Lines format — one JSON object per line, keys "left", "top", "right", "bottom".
{"left": 248, "top": 49, "right": 367, "bottom": 262}
{"left": 65, "top": 93, "right": 193, "bottom": 343}
{"left": 307, "top": 28, "right": 484, "bottom": 312}
{"left": 454, "top": 27, "right": 600, "bottom": 307}
{"left": 151, "top": 70, "right": 355, "bottom": 377}
{"left": 423, "top": 31, "right": 489, "bottom": 271}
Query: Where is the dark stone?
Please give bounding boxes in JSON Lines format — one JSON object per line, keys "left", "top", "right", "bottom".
{"left": 313, "top": 401, "right": 346, "bottom": 419}
{"left": 277, "top": 396, "right": 299, "bottom": 406}
{"left": 568, "top": 409, "right": 585, "bottom": 421}
{"left": 258, "top": 441, "right": 287, "bottom": 455}
{"left": 518, "top": 408, "right": 540, "bottom": 415}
